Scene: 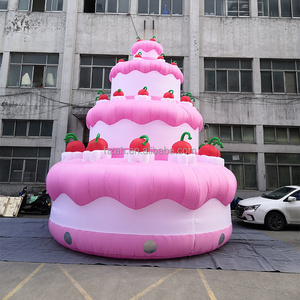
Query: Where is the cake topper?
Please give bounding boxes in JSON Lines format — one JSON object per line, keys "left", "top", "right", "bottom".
{"left": 64, "top": 133, "right": 85, "bottom": 152}
{"left": 199, "top": 137, "right": 224, "bottom": 157}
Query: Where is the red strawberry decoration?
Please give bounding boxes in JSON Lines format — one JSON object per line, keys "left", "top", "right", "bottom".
{"left": 136, "top": 36, "right": 142, "bottom": 42}
{"left": 113, "top": 89, "right": 124, "bottom": 97}
{"left": 86, "top": 133, "right": 108, "bottom": 151}
{"left": 64, "top": 133, "right": 85, "bottom": 152}
{"left": 157, "top": 53, "right": 165, "bottom": 60}
{"left": 150, "top": 36, "right": 156, "bottom": 42}
{"left": 172, "top": 132, "right": 193, "bottom": 154}
{"left": 180, "top": 92, "right": 195, "bottom": 106}
{"left": 199, "top": 137, "right": 224, "bottom": 157}
{"left": 171, "top": 61, "right": 177, "bottom": 65}
{"left": 138, "top": 86, "right": 149, "bottom": 96}
{"left": 130, "top": 135, "right": 150, "bottom": 152}
{"left": 95, "top": 90, "right": 109, "bottom": 101}
{"left": 163, "top": 90, "right": 174, "bottom": 99}
{"left": 135, "top": 52, "right": 142, "bottom": 58}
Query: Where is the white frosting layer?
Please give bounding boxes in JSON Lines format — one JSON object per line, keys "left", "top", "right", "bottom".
{"left": 89, "top": 119, "right": 199, "bottom": 150}
{"left": 50, "top": 194, "right": 232, "bottom": 235}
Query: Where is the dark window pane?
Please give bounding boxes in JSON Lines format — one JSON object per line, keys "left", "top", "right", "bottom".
{"left": 273, "top": 71, "right": 284, "bottom": 93}
{"left": 217, "top": 70, "right": 227, "bottom": 92}
{"left": 79, "top": 67, "right": 91, "bottom": 88}
{"left": 81, "top": 56, "right": 92, "bottom": 65}
{"left": 265, "top": 153, "right": 277, "bottom": 163}
{"left": 208, "top": 125, "right": 219, "bottom": 139}
{"left": 220, "top": 126, "right": 231, "bottom": 141}
{"left": 18, "top": 0, "right": 30, "bottom": 10}
{"left": 241, "top": 71, "right": 252, "bottom": 92}
{"left": 36, "top": 160, "right": 49, "bottom": 182}
{"left": 23, "top": 54, "right": 46, "bottom": 64}
{"left": 292, "top": 167, "right": 300, "bottom": 185}
{"left": 10, "top": 53, "right": 22, "bottom": 63}
{"left": 266, "top": 165, "right": 278, "bottom": 190}
{"left": 278, "top": 166, "right": 290, "bottom": 186}
{"left": 293, "top": 0, "right": 300, "bottom": 17}
{"left": 228, "top": 70, "right": 239, "bottom": 92}
{"left": 138, "top": 0, "right": 148, "bottom": 13}
{"left": 119, "top": 0, "right": 129, "bottom": 13}
{"left": 47, "top": 54, "right": 59, "bottom": 64}
{"left": 8, "top": 65, "right": 21, "bottom": 87}
{"left": 243, "top": 127, "right": 255, "bottom": 142}
{"left": 39, "top": 148, "right": 51, "bottom": 158}
{"left": 273, "top": 60, "right": 295, "bottom": 70}
{"left": 205, "top": 0, "right": 214, "bottom": 14}
{"left": 92, "top": 67, "right": 103, "bottom": 89}
{"left": 244, "top": 153, "right": 257, "bottom": 163}
{"left": 216, "top": 0, "right": 225, "bottom": 15}
{"left": 233, "top": 126, "right": 242, "bottom": 142}
{"left": 285, "top": 72, "right": 297, "bottom": 93}
{"left": 245, "top": 165, "right": 257, "bottom": 188}
{"left": 23, "top": 159, "right": 36, "bottom": 182}
{"left": 261, "top": 71, "right": 272, "bottom": 93}
{"left": 104, "top": 68, "right": 111, "bottom": 89}
{"left": 298, "top": 72, "right": 300, "bottom": 93}
{"left": 289, "top": 128, "right": 300, "bottom": 144}
{"left": 0, "top": 160, "right": 10, "bottom": 182}
{"left": 264, "top": 127, "right": 276, "bottom": 143}
{"left": 94, "top": 56, "right": 115, "bottom": 66}
{"left": 84, "top": 0, "right": 95, "bottom": 13}
{"left": 281, "top": 0, "right": 291, "bottom": 17}
{"left": 108, "top": 0, "right": 117, "bottom": 12}
{"left": 0, "top": 147, "right": 12, "bottom": 157}
{"left": 3, "top": 121, "right": 15, "bottom": 136}
{"left": 29, "top": 121, "right": 40, "bottom": 136}
{"left": 241, "top": 60, "right": 252, "bottom": 69}
{"left": 172, "top": 0, "right": 182, "bottom": 14}
{"left": 278, "top": 154, "right": 300, "bottom": 164}
{"left": 32, "top": 0, "right": 45, "bottom": 12}
{"left": 261, "top": 59, "right": 271, "bottom": 69}
{"left": 204, "top": 59, "right": 215, "bottom": 68}
{"left": 276, "top": 128, "right": 287, "bottom": 144}
{"left": 231, "top": 164, "right": 244, "bottom": 189}
{"left": 33, "top": 65, "right": 44, "bottom": 88}
{"left": 161, "top": 0, "right": 171, "bottom": 14}
{"left": 150, "top": 0, "right": 159, "bottom": 14}
{"left": 96, "top": 0, "right": 105, "bottom": 12}
{"left": 269, "top": 0, "right": 279, "bottom": 17}
{"left": 41, "top": 121, "right": 53, "bottom": 136}
{"left": 10, "top": 159, "right": 23, "bottom": 182}
{"left": 228, "top": 0, "right": 238, "bottom": 16}
{"left": 217, "top": 59, "right": 239, "bottom": 69}
{"left": 205, "top": 70, "right": 215, "bottom": 91}
{"left": 15, "top": 121, "right": 27, "bottom": 136}
{"left": 13, "top": 148, "right": 38, "bottom": 158}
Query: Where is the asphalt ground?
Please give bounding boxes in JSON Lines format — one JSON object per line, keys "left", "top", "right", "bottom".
{"left": 0, "top": 214, "right": 299, "bottom": 300}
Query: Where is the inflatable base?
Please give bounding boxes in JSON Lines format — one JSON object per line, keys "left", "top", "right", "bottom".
{"left": 49, "top": 220, "right": 232, "bottom": 259}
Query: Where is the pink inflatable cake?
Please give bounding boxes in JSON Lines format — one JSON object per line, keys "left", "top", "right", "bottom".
{"left": 46, "top": 38, "right": 237, "bottom": 259}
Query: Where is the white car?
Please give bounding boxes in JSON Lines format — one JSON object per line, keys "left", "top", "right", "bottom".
{"left": 235, "top": 186, "right": 300, "bottom": 231}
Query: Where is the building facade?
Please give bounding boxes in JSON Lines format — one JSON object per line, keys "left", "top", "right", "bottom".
{"left": 0, "top": 0, "right": 299, "bottom": 197}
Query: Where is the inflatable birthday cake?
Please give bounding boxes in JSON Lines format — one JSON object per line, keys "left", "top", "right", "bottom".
{"left": 46, "top": 37, "right": 237, "bottom": 259}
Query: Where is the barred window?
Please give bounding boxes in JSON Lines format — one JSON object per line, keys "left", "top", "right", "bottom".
{"left": 0, "top": 147, "right": 51, "bottom": 183}
{"left": 222, "top": 152, "right": 257, "bottom": 189}
{"left": 264, "top": 126, "right": 300, "bottom": 144}
{"left": 79, "top": 55, "right": 128, "bottom": 89}
{"left": 258, "top": 0, "right": 300, "bottom": 18}
{"left": 84, "top": 0, "right": 129, "bottom": 13}
{"left": 205, "top": 58, "right": 252, "bottom": 93}
{"left": 18, "top": 0, "right": 63, "bottom": 12}
{"left": 205, "top": 0, "right": 250, "bottom": 17}
{"left": 8, "top": 53, "right": 59, "bottom": 88}
{"left": 2, "top": 120, "right": 53, "bottom": 137}
{"left": 0, "top": 0, "right": 8, "bottom": 10}
{"left": 138, "top": 0, "right": 182, "bottom": 15}
{"left": 261, "top": 59, "right": 300, "bottom": 94}
{"left": 265, "top": 153, "right": 300, "bottom": 189}
{"left": 208, "top": 125, "right": 255, "bottom": 143}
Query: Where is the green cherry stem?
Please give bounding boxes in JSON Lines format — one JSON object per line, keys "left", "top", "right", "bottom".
{"left": 208, "top": 137, "right": 224, "bottom": 148}
{"left": 180, "top": 132, "right": 192, "bottom": 141}
{"left": 143, "top": 86, "right": 148, "bottom": 91}
{"left": 64, "top": 133, "right": 78, "bottom": 143}
{"left": 168, "top": 90, "right": 174, "bottom": 95}
{"left": 139, "top": 135, "right": 149, "bottom": 146}
{"left": 95, "top": 133, "right": 100, "bottom": 144}
{"left": 97, "top": 90, "right": 105, "bottom": 95}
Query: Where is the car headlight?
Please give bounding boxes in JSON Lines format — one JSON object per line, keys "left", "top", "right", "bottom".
{"left": 244, "top": 205, "right": 261, "bottom": 211}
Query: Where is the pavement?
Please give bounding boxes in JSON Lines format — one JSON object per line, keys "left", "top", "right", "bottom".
{"left": 0, "top": 214, "right": 299, "bottom": 300}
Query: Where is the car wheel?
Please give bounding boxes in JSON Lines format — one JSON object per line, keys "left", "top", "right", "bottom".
{"left": 265, "top": 211, "right": 286, "bottom": 231}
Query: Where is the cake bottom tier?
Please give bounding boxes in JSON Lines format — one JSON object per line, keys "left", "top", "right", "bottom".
{"left": 49, "top": 195, "right": 232, "bottom": 259}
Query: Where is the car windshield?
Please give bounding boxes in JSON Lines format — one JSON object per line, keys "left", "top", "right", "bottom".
{"left": 262, "top": 187, "right": 296, "bottom": 200}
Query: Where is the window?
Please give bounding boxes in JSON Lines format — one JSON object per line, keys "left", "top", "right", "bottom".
{"left": 0, "top": 0, "right": 8, "bottom": 10}
{"left": 261, "top": 59, "right": 300, "bottom": 94}
{"left": 264, "top": 127, "right": 300, "bottom": 144}
{"left": 265, "top": 153, "right": 300, "bottom": 189}
{"left": 138, "top": 0, "right": 182, "bottom": 15}
{"left": 258, "top": 0, "right": 300, "bottom": 18}
{"left": 8, "top": 53, "right": 59, "bottom": 88}
{"left": 205, "top": 0, "right": 249, "bottom": 16}
{"left": 84, "top": 0, "right": 129, "bottom": 13}
{"left": 2, "top": 120, "right": 53, "bottom": 137}
{"left": 165, "top": 56, "right": 184, "bottom": 90}
{"left": 79, "top": 55, "right": 128, "bottom": 89}
{"left": 18, "top": 0, "right": 63, "bottom": 12}
{"left": 205, "top": 58, "right": 252, "bottom": 93}
{"left": 0, "top": 147, "right": 51, "bottom": 183}
{"left": 222, "top": 152, "right": 257, "bottom": 189}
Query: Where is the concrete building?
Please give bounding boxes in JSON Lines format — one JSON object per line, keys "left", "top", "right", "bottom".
{"left": 0, "top": 0, "right": 299, "bottom": 197}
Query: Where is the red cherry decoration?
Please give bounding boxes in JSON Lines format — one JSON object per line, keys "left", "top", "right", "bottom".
{"left": 118, "top": 58, "right": 125, "bottom": 63}
{"left": 199, "top": 137, "right": 224, "bottom": 157}
{"left": 113, "top": 89, "right": 124, "bottom": 96}
{"left": 95, "top": 90, "right": 109, "bottom": 101}
{"left": 64, "top": 133, "right": 85, "bottom": 152}
{"left": 157, "top": 53, "right": 165, "bottom": 60}
{"left": 180, "top": 92, "right": 195, "bottom": 106}
{"left": 171, "top": 61, "right": 177, "bottom": 65}
{"left": 135, "top": 52, "right": 142, "bottom": 58}
{"left": 150, "top": 36, "right": 156, "bottom": 42}
{"left": 86, "top": 133, "right": 108, "bottom": 151}
{"left": 172, "top": 132, "right": 193, "bottom": 155}
{"left": 136, "top": 36, "right": 142, "bottom": 42}
{"left": 130, "top": 135, "right": 150, "bottom": 152}
{"left": 138, "top": 86, "right": 149, "bottom": 96}
{"left": 163, "top": 90, "right": 174, "bottom": 99}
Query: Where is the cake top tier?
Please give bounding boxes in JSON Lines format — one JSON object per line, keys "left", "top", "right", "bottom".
{"left": 132, "top": 39, "right": 163, "bottom": 59}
